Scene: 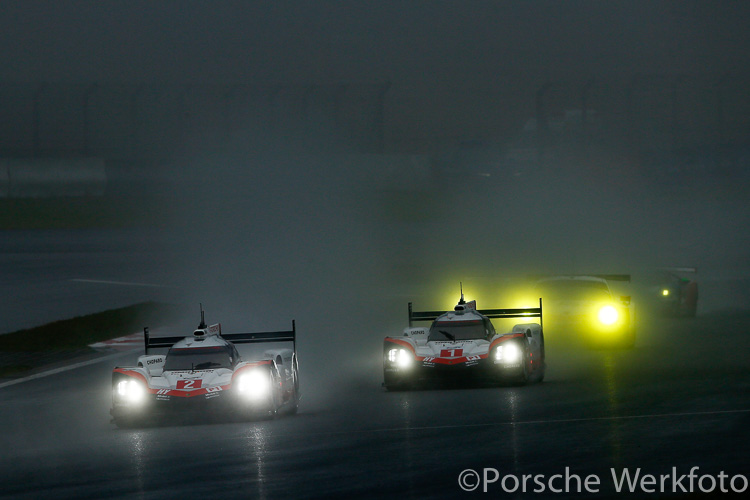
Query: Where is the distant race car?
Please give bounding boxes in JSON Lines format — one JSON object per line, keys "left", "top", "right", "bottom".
{"left": 533, "top": 275, "right": 635, "bottom": 348}
{"left": 383, "top": 292, "right": 545, "bottom": 390}
{"left": 655, "top": 267, "right": 698, "bottom": 317}
{"left": 110, "top": 311, "right": 299, "bottom": 427}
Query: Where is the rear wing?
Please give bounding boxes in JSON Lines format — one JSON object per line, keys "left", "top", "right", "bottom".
{"left": 592, "top": 274, "right": 630, "bottom": 282}
{"left": 143, "top": 329, "right": 186, "bottom": 353}
{"left": 144, "top": 320, "right": 296, "bottom": 354}
{"left": 531, "top": 274, "right": 631, "bottom": 282}
{"left": 659, "top": 267, "right": 697, "bottom": 276}
{"left": 222, "top": 320, "right": 296, "bottom": 347}
{"left": 409, "top": 299, "right": 543, "bottom": 330}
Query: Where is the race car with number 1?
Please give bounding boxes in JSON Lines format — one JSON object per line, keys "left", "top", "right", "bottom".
{"left": 383, "top": 291, "right": 545, "bottom": 390}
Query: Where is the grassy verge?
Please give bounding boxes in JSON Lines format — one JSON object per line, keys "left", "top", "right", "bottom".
{"left": 0, "top": 302, "right": 181, "bottom": 352}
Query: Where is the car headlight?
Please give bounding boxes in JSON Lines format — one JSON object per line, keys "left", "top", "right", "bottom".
{"left": 495, "top": 342, "right": 520, "bottom": 363}
{"left": 661, "top": 288, "right": 670, "bottom": 296}
{"left": 236, "top": 370, "right": 270, "bottom": 399}
{"left": 116, "top": 379, "right": 146, "bottom": 404}
{"left": 598, "top": 305, "right": 619, "bottom": 325}
{"left": 387, "top": 348, "right": 413, "bottom": 368}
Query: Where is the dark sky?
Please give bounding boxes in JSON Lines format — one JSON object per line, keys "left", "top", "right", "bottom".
{"left": 1, "top": 1, "right": 749, "bottom": 86}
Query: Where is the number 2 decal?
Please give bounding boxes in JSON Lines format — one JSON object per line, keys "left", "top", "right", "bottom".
{"left": 177, "top": 379, "right": 203, "bottom": 389}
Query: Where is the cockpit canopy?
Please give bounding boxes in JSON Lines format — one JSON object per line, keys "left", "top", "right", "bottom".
{"left": 428, "top": 315, "right": 495, "bottom": 342}
{"left": 163, "top": 345, "right": 238, "bottom": 371}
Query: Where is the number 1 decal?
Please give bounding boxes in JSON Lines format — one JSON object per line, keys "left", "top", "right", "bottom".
{"left": 440, "top": 349, "right": 463, "bottom": 357}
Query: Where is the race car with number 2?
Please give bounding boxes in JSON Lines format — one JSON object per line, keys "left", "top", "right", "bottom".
{"left": 110, "top": 310, "right": 299, "bottom": 427}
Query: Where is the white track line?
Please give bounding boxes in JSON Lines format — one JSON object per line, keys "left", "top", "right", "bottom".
{"left": 0, "top": 349, "right": 138, "bottom": 390}
{"left": 70, "top": 278, "right": 171, "bottom": 288}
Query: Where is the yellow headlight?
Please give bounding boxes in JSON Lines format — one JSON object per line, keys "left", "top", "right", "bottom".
{"left": 662, "top": 289, "right": 670, "bottom": 296}
{"left": 598, "top": 305, "right": 619, "bottom": 325}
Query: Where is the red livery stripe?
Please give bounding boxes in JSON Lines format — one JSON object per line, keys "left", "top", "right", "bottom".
{"left": 488, "top": 333, "right": 525, "bottom": 351}
{"left": 384, "top": 338, "right": 417, "bottom": 354}
{"left": 421, "top": 354, "right": 488, "bottom": 365}
{"left": 113, "top": 368, "right": 149, "bottom": 385}
{"left": 151, "top": 385, "right": 231, "bottom": 398}
{"left": 231, "top": 360, "right": 274, "bottom": 380}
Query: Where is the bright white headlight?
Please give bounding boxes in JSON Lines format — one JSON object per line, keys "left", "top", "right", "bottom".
{"left": 117, "top": 379, "right": 146, "bottom": 404}
{"left": 598, "top": 305, "right": 619, "bottom": 325}
{"left": 387, "top": 348, "right": 412, "bottom": 368}
{"left": 397, "top": 349, "right": 412, "bottom": 368}
{"left": 661, "top": 289, "right": 670, "bottom": 296}
{"left": 497, "top": 343, "right": 520, "bottom": 363}
{"left": 387, "top": 348, "right": 398, "bottom": 363}
{"left": 237, "top": 370, "right": 269, "bottom": 399}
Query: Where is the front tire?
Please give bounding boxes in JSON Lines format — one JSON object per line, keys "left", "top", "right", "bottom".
{"left": 113, "top": 417, "right": 136, "bottom": 429}
{"left": 514, "top": 348, "right": 530, "bottom": 386}
{"left": 620, "top": 327, "right": 636, "bottom": 349}
{"left": 288, "top": 361, "right": 300, "bottom": 415}
{"left": 384, "top": 372, "right": 407, "bottom": 391}
{"left": 532, "top": 361, "right": 546, "bottom": 383}
{"left": 266, "top": 369, "right": 281, "bottom": 418}
{"left": 111, "top": 409, "right": 142, "bottom": 429}
{"left": 532, "top": 332, "right": 546, "bottom": 383}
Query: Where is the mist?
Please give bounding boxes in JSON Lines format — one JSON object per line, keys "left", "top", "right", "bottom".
{"left": 133, "top": 102, "right": 748, "bottom": 407}
{"left": 1, "top": 0, "right": 748, "bottom": 403}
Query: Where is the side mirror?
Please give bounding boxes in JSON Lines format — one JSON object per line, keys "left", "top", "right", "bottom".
{"left": 138, "top": 354, "right": 165, "bottom": 376}
{"left": 404, "top": 327, "right": 429, "bottom": 346}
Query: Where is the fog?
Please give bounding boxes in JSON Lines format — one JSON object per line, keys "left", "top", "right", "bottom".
{"left": 2, "top": 6, "right": 750, "bottom": 498}
{"left": 2, "top": 1, "right": 749, "bottom": 399}
{"left": 142, "top": 112, "right": 749, "bottom": 404}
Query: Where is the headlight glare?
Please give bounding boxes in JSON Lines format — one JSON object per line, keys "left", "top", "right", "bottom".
{"left": 496, "top": 342, "right": 521, "bottom": 363}
{"left": 387, "top": 348, "right": 398, "bottom": 363}
{"left": 598, "top": 305, "right": 619, "bottom": 325}
{"left": 237, "top": 370, "right": 269, "bottom": 399}
{"left": 397, "top": 349, "right": 412, "bottom": 368}
{"left": 662, "top": 289, "right": 670, "bottom": 296}
{"left": 116, "top": 379, "right": 146, "bottom": 404}
{"left": 387, "top": 348, "right": 412, "bottom": 368}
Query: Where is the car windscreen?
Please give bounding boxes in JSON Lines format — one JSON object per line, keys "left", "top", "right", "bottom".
{"left": 535, "top": 280, "right": 610, "bottom": 300}
{"left": 428, "top": 320, "right": 486, "bottom": 341}
{"left": 163, "top": 346, "right": 234, "bottom": 371}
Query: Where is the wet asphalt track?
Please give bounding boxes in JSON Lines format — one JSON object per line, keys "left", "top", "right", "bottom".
{"left": 1, "top": 312, "right": 749, "bottom": 499}
{"left": 2, "top": 229, "right": 749, "bottom": 498}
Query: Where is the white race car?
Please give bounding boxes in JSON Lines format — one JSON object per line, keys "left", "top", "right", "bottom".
{"left": 110, "top": 312, "right": 299, "bottom": 427}
{"left": 533, "top": 275, "right": 636, "bottom": 348}
{"left": 383, "top": 293, "right": 545, "bottom": 390}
